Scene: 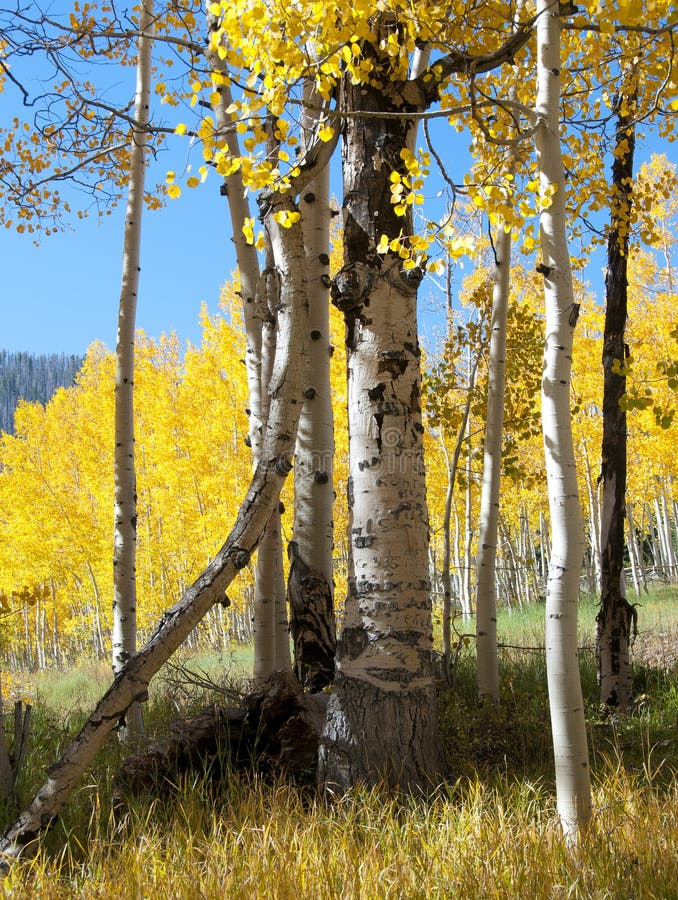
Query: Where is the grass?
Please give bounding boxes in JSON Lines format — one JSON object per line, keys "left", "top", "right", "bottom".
{"left": 0, "top": 587, "right": 676, "bottom": 898}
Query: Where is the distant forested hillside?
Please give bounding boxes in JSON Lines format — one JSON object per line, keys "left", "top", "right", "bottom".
{"left": 0, "top": 350, "right": 83, "bottom": 434}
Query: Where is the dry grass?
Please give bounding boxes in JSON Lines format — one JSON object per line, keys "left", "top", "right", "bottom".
{"left": 1, "top": 588, "right": 676, "bottom": 898}
{"left": 1, "top": 768, "right": 676, "bottom": 899}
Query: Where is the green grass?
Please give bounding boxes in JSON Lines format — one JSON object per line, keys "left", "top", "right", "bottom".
{"left": 0, "top": 587, "right": 676, "bottom": 898}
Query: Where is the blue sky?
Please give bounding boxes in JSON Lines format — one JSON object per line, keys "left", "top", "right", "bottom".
{"left": 2, "top": 164, "right": 238, "bottom": 355}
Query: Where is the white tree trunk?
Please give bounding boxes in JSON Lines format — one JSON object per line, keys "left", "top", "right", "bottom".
{"left": 659, "top": 491, "right": 678, "bottom": 578}
{"left": 112, "top": 0, "right": 154, "bottom": 743}
{"left": 439, "top": 353, "right": 478, "bottom": 671}
{"left": 462, "top": 416, "right": 474, "bottom": 617}
{"left": 287, "top": 78, "right": 336, "bottom": 691}
{"left": 535, "top": 0, "right": 591, "bottom": 839}
{"left": 475, "top": 223, "right": 511, "bottom": 698}
{"left": 253, "top": 261, "right": 287, "bottom": 682}
{"left": 626, "top": 502, "right": 643, "bottom": 597}
{"left": 440, "top": 437, "right": 455, "bottom": 676}
{"left": 318, "top": 80, "right": 445, "bottom": 790}
{"left": 207, "top": 19, "right": 290, "bottom": 680}
{"left": 475, "top": 2, "right": 527, "bottom": 687}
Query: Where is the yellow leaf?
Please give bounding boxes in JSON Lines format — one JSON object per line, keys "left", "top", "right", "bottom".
{"left": 174, "top": 123, "right": 187, "bottom": 136}
{"left": 242, "top": 217, "right": 254, "bottom": 244}
{"left": 318, "top": 125, "right": 334, "bottom": 142}
{"left": 273, "top": 209, "right": 301, "bottom": 228}
{"left": 167, "top": 184, "right": 181, "bottom": 199}
{"left": 377, "top": 234, "right": 389, "bottom": 254}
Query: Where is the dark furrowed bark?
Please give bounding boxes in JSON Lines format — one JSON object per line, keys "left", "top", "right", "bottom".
{"left": 595, "top": 82, "right": 638, "bottom": 712}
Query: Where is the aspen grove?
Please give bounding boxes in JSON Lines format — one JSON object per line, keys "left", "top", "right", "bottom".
{"left": 0, "top": 0, "right": 677, "bottom": 864}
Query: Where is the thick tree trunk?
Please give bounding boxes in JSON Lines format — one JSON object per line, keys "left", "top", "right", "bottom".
{"left": 595, "top": 81, "right": 637, "bottom": 711}
{"left": 112, "top": 0, "right": 154, "bottom": 743}
{"left": 535, "top": 0, "right": 591, "bottom": 839}
{"left": 0, "top": 198, "right": 310, "bottom": 864}
{"left": 319, "top": 77, "right": 445, "bottom": 792}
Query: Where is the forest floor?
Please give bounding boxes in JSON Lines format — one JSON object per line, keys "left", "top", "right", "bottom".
{"left": 0, "top": 587, "right": 676, "bottom": 898}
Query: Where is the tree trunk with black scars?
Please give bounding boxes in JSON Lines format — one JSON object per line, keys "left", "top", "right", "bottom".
{"left": 595, "top": 81, "right": 638, "bottom": 711}
{"left": 287, "top": 78, "right": 336, "bottom": 693}
{"left": 318, "top": 75, "right": 445, "bottom": 792}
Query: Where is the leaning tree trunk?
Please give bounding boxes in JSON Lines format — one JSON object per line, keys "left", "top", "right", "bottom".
{"left": 595, "top": 77, "right": 637, "bottom": 711}
{"left": 287, "top": 76, "right": 336, "bottom": 692}
{"left": 112, "top": 0, "right": 154, "bottom": 743}
{"left": 0, "top": 191, "right": 312, "bottom": 864}
{"left": 318, "top": 74, "right": 445, "bottom": 792}
{"left": 534, "top": 0, "right": 591, "bottom": 840}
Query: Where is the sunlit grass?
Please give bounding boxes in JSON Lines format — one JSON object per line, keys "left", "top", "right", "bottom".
{"left": 1, "top": 587, "right": 676, "bottom": 897}
{"left": 2, "top": 768, "right": 676, "bottom": 899}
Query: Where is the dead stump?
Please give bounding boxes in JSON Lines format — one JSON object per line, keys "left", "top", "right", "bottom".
{"left": 113, "top": 671, "right": 328, "bottom": 808}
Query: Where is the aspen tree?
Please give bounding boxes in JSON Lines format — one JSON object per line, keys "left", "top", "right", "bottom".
{"left": 474, "top": 0, "right": 524, "bottom": 695}
{"left": 534, "top": 0, "right": 591, "bottom": 838}
{"left": 111, "top": 0, "right": 155, "bottom": 744}
{"left": 205, "top": 22, "right": 284, "bottom": 682}
{"left": 288, "top": 71, "right": 336, "bottom": 691}
{"left": 595, "top": 72, "right": 638, "bottom": 711}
